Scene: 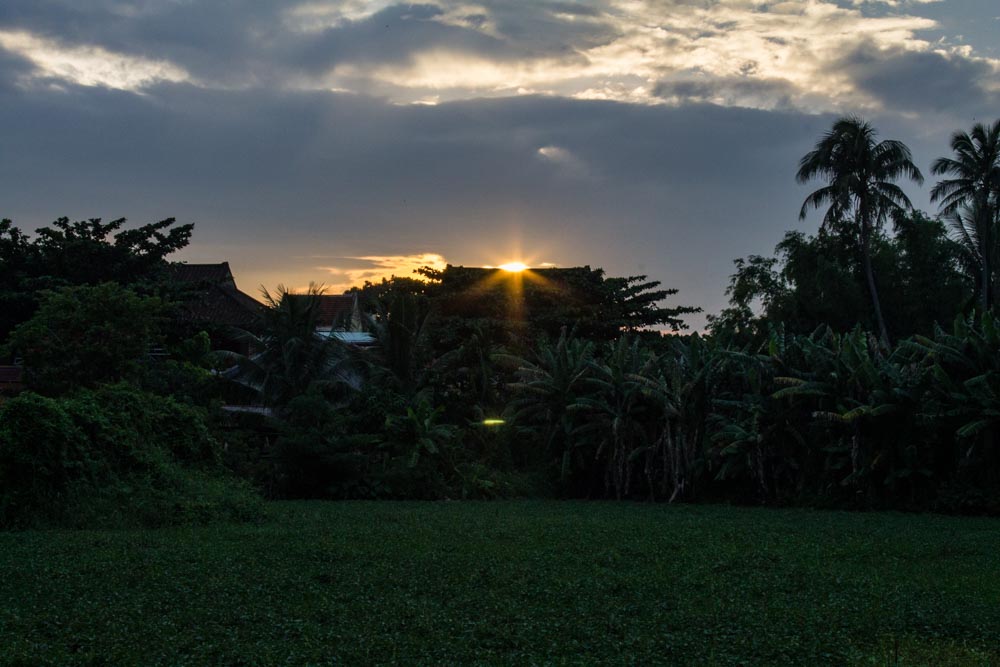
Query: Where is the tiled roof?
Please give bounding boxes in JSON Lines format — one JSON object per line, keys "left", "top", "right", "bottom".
{"left": 180, "top": 284, "right": 262, "bottom": 327}
{"left": 286, "top": 294, "right": 357, "bottom": 328}
{"left": 168, "top": 262, "right": 237, "bottom": 288}
{"left": 169, "top": 262, "right": 261, "bottom": 327}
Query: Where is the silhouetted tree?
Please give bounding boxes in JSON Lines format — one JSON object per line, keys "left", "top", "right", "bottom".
{"left": 0, "top": 216, "right": 192, "bottom": 347}
{"left": 797, "top": 116, "right": 924, "bottom": 346}
{"left": 932, "top": 120, "right": 1000, "bottom": 311}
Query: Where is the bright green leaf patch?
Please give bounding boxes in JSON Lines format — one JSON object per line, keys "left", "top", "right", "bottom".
{"left": 0, "top": 501, "right": 998, "bottom": 665}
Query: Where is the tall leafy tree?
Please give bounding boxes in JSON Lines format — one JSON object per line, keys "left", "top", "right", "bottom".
{"left": 0, "top": 216, "right": 192, "bottom": 347}
{"left": 363, "top": 291, "right": 434, "bottom": 396}
{"left": 796, "top": 116, "right": 924, "bottom": 346}
{"left": 931, "top": 120, "right": 1000, "bottom": 311}
{"left": 711, "top": 215, "right": 967, "bottom": 345}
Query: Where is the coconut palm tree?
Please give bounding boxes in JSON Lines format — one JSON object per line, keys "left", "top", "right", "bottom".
{"left": 945, "top": 203, "right": 990, "bottom": 307}
{"left": 931, "top": 120, "right": 1000, "bottom": 311}
{"left": 797, "top": 116, "right": 924, "bottom": 347}
{"left": 362, "top": 291, "right": 434, "bottom": 396}
{"left": 216, "top": 283, "right": 353, "bottom": 411}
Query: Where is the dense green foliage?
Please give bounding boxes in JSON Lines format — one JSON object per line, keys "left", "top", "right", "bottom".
{"left": 5, "top": 283, "right": 166, "bottom": 395}
{"left": 357, "top": 265, "right": 699, "bottom": 358}
{"left": 0, "top": 218, "right": 262, "bottom": 529}
{"left": 0, "top": 384, "right": 261, "bottom": 529}
{"left": 0, "top": 501, "right": 997, "bottom": 665}
{"left": 214, "top": 284, "right": 355, "bottom": 411}
{"left": 198, "top": 114, "right": 1000, "bottom": 512}
{"left": 216, "top": 290, "right": 1000, "bottom": 512}
{"left": 711, "top": 213, "right": 971, "bottom": 344}
{"left": 0, "top": 216, "right": 191, "bottom": 348}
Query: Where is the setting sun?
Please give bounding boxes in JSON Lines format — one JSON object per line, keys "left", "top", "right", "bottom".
{"left": 498, "top": 262, "right": 528, "bottom": 272}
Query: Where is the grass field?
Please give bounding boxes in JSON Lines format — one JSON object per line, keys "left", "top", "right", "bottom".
{"left": 1, "top": 501, "right": 998, "bottom": 665}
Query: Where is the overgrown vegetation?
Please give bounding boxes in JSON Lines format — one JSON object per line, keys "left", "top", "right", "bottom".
{"left": 0, "top": 384, "right": 262, "bottom": 528}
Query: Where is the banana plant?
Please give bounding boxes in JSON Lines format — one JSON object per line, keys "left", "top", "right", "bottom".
{"left": 907, "top": 312, "right": 1000, "bottom": 486}
{"left": 633, "top": 333, "right": 721, "bottom": 502}
{"left": 767, "top": 327, "right": 931, "bottom": 504}
{"left": 572, "top": 336, "right": 661, "bottom": 499}
{"left": 502, "top": 329, "right": 595, "bottom": 477}
{"left": 710, "top": 344, "right": 807, "bottom": 503}
{"left": 381, "top": 402, "right": 454, "bottom": 468}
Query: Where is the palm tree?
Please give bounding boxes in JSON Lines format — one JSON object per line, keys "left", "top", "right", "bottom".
{"left": 945, "top": 203, "right": 990, "bottom": 305}
{"left": 216, "top": 283, "right": 353, "bottom": 411}
{"left": 931, "top": 120, "right": 1000, "bottom": 311}
{"left": 362, "top": 291, "right": 433, "bottom": 396}
{"left": 797, "top": 116, "right": 924, "bottom": 346}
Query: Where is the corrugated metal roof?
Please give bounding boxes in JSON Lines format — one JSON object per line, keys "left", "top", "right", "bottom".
{"left": 329, "top": 331, "right": 376, "bottom": 345}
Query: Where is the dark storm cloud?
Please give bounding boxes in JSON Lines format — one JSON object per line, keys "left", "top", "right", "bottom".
{"left": 468, "top": 0, "right": 617, "bottom": 55}
{"left": 841, "top": 41, "right": 999, "bottom": 113}
{"left": 0, "top": 1, "right": 617, "bottom": 87}
{"left": 0, "top": 0, "right": 290, "bottom": 83}
{"left": 295, "top": 2, "right": 616, "bottom": 69}
{"left": 0, "top": 45, "right": 34, "bottom": 91}
{"left": 652, "top": 76, "right": 798, "bottom": 109}
{"left": 0, "top": 74, "right": 835, "bottom": 323}
{"left": 1, "top": 0, "right": 996, "bottom": 324}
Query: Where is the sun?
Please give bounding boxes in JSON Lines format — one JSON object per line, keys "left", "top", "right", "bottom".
{"left": 498, "top": 261, "right": 528, "bottom": 272}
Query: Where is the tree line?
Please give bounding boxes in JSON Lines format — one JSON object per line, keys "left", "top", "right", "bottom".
{"left": 714, "top": 117, "right": 1000, "bottom": 346}
{"left": 1, "top": 116, "right": 999, "bottom": 528}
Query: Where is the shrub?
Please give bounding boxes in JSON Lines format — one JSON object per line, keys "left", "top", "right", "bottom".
{"left": 0, "top": 393, "right": 90, "bottom": 525}
{"left": 0, "top": 384, "right": 262, "bottom": 529}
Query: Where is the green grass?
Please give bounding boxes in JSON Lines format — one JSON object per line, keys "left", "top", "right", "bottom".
{"left": 1, "top": 502, "right": 998, "bottom": 666}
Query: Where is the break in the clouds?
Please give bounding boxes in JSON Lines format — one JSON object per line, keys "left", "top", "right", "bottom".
{"left": 0, "top": 1, "right": 997, "bottom": 327}
{"left": 316, "top": 253, "right": 449, "bottom": 293}
{"left": 0, "top": 29, "right": 188, "bottom": 90}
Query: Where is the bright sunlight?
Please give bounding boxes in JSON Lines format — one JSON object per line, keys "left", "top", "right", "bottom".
{"left": 498, "top": 262, "right": 528, "bottom": 272}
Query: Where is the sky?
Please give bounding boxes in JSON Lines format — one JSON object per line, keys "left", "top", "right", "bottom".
{"left": 1, "top": 0, "right": 998, "bottom": 329}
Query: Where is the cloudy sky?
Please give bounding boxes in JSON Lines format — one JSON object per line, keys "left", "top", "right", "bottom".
{"left": 1, "top": 1, "right": 998, "bottom": 328}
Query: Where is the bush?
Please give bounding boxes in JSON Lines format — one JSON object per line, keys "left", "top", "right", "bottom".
{"left": 271, "top": 393, "right": 375, "bottom": 499}
{"left": 0, "top": 384, "right": 262, "bottom": 529}
{"left": 4, "top": 283, "right": 164, "bottom": 395}
{"left": 0, "top": 392, "right": 90, "bottom": 525}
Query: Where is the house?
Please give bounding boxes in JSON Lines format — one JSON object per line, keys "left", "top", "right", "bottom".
{"left": 283, "top": 293, "right": 376, "bottom": 346}
{"left": 168, "top": 262, "right": 263, "bottom": 352}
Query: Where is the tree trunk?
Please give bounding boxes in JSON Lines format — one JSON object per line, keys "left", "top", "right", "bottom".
{"left": 982, "top": 249, "right": 990, "bottom": 313}
{"left": 860, "top": 222, "right": 891, "bottom": 348}
{"left": 984, "top": 203, "right": 997, "bottom": 312}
